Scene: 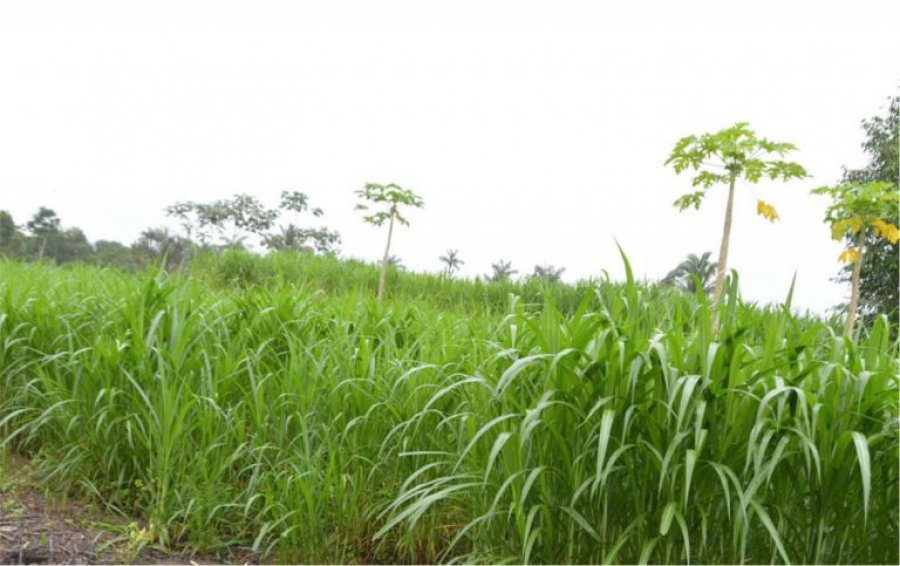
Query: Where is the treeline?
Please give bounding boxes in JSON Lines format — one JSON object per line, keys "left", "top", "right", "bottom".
{"left": 0, "top": 191, "right": 570, "bottom": 286}
{"left": 0, "top": 191, "right": 340, "bottom": 272}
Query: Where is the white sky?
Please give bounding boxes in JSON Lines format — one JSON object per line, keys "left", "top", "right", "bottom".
{"left": 1, "top": 0, "right": 897, "bottom": 313}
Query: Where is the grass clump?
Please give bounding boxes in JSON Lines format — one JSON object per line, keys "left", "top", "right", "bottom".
{"left": 0, "top": 255, "right": 896, "bottom": 563}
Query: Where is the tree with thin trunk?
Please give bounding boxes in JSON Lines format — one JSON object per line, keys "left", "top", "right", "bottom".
{"left": 837, "top": 96, "right": 899, "bottom": 327}
{"left": 666, "top": 123, "right": 807, "bottom": 334}
{"left": 355, "top": 183, "right": 424, "bottom": 301}
{"left": 811, "top": 181, "right": 899, "bottom": 337}
{"left": 439, "top": 249, "right": 464, "bottom": 276}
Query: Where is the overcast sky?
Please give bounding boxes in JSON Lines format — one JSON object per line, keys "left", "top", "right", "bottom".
{"left": 1, "top": 1, "right": 897, "bottom": 313}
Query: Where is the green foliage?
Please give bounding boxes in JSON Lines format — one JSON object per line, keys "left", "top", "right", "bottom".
{"left": 812, "top": 181, "right": 899, "bottom": 234}
{"left": 0, "top": 257, "right": 895, "bottom": 564}
{"left": 262, "top": 225, "right": 340, "bottom": 254}
{"left": 666, "top": 122, "right": 808, "bottom": 210}
{"left": 837, "top": 97, "right": 899, "bottom": 326}
{"left": 25, "top": 206, "right": 61, "bottom": 236}
{"left": 54, "top": 227, "right": 93, "bottom": 263}
{"left": 92, "top": 240, "right": 137, "bottom": 271}
{"left": 673, "top": 191, "right": 705, "bottom": 211}
{"left": 24, "top": 206, "right": 62, "bottom": 260}
{"left": 0, "top": 210, "right": 25, "bottom": 258}
{"left": 213, "top": 248, "right": 276, "bottom": 287}
{"left": 355, "top": 182, "right": 425, "bottom": 301}
{"left": 354, "top": 183, "right": 425, "bottom": 227}
{"left": 813, "top": 180, "right": 899, "bottom": 336}
{"left": 166, "top": 191, "right": 340, "bottom": 253}
{"left": 266, "top": 190, "right": 340, "bottom": 254}
{"left": 166, "top": 194, "right": 279, "bottom": 245}
{"left": 843, "top": 96, "right": 898, "bottom": 185}
{"left": 17, "top": 207, "right": 96, "bottom": 264}
{"left": 131, "top": 227, "right": 193, "bottom": 271}
{"left": 848, "top": 237, "right": 900, "bottom": 325}
{"left": 0, "top": 211, "right": 17, "bottom": 248}
{"left": 279, "top": 190, "right": 323, "bottom": 217}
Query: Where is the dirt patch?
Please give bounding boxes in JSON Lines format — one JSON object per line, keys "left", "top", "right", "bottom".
{"left": 0, "top": 455, "right": 222, "bottom": 565}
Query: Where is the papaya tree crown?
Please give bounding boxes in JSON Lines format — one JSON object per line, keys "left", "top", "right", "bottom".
{"left": 666, "top": 122, "right": 808, "bottom": 213}
{"left": 811, "top": 181, "right": 899, "bottom": 261}
{"left": 354, "top": 183, "right": 425, "bottom": 227}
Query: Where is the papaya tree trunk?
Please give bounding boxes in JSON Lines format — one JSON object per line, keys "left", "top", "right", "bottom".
{"left": 845, "top": 229, "right": 866, "bottom": 338}
{"left": 377, "top": 210, "right": 396, "bottom": 302}
{"left": 711, "top": 173, "right": 737, "bottom": 335}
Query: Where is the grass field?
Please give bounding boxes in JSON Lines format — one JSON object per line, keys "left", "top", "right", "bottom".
{"left": 0, "top": 252, "right": 897, "bottom": 563}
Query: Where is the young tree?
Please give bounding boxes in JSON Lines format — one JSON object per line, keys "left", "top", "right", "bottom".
{"left": 439, "top": 249, "right": 464, "bottom": 276}
{"left": 355, "top": 183, "right": 424, "bottom": 301}
{"left": 666, "top": 123, "right": 807, "bottom": 333}
{"left": 662, "top": 251, "right": 717, "bottom": 295}
{"left": 811, "top": 181, "right": 899, "bottom": 337}
{"left": 837, "top": 96, "right": 899, "bottom": 326}
{"left": 488, "top": 259, "right": 517, "bottom": 282}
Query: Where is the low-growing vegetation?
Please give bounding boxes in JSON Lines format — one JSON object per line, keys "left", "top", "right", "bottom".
{"left": 0, "top": 253, "right": 896, "bottom": 564}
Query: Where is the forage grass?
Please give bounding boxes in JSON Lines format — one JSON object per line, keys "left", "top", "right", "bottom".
{"left": 0, "top": 255, "right": 896, "bottom": 564}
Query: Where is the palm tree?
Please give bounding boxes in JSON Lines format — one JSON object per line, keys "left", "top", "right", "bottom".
{"left": 386, "top": 255, "right": 405, "bottom": 270}
{"left": 531, "top": 264, "right": 565, "bottom": 283}
{"left": 219, "top": 233, "right": 248, "bottom": 251}
{"left": 662, "top": 252, "right": 718, "bottom": 295}
{"left": 488, "top": 259, "right": 517, "bottom": 282}
{"left": 439, "top": 249, "right": 464, "bottom": 276}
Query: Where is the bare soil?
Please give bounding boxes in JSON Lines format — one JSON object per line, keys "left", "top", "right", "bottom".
{"left": 0, "top": 455, "right": 227, "bottom": 565}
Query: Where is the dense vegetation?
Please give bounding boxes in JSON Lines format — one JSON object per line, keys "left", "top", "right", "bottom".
{"left": 1, "top": 252, "right": 896, "bottom": 564}
{"left": 1, "top": 97, "right": 896, "bottom": 565}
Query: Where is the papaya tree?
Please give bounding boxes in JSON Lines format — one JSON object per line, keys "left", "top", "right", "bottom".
{"left": 355, "top": 183, "right": 424, "bottom": 301}
{"left": 666, "top": 123, "right": 808, "bottom": 333}
{"left": 838, "top": 97, "right": 899, "bottom": 326}
{"left": 811, "top": 181, "right": 899, "bottom": 337}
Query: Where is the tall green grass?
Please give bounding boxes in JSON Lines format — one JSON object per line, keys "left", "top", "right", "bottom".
{"left": 0, "top": 255, "right": 896, "bottom": 563}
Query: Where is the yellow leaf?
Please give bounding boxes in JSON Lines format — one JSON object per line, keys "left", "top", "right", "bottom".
{"left": 838, "top": 248, "right": 860, "bottom": 264}
{"left": 873, "top": 219, "right": 900, "bottom": 245}
{"left": 756, "top": 200, "right": 779, "bottom": 222}
{"left": 831, "top": 216, "right": 865, "bottom": 240}
{"left": 831, "top": 219, "right": 849, "bottom": 240}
